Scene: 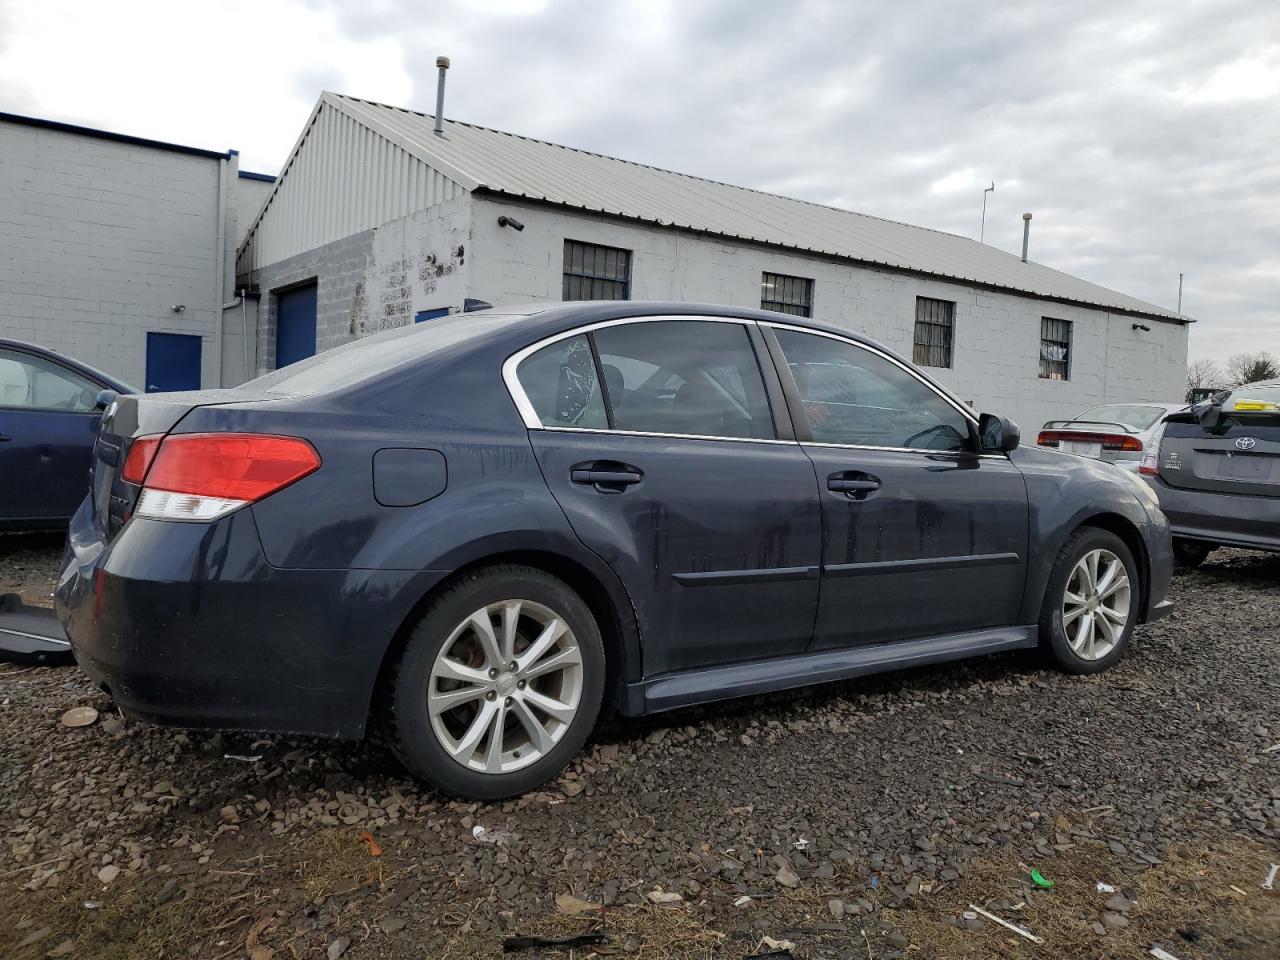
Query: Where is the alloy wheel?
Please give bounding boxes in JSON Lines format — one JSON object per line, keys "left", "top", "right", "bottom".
{"left": 427, "top": 600, "right": 584, "bottom": 774}
{"left": 1061, "top": 548, "right": 1132, "bottom": 661}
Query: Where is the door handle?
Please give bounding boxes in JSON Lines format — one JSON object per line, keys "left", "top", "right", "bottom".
{"left": 0, "top": 434, "right": 10, "bottom": 442}
{"left": 828, "top": 473, "right": 881, "bottom": 499}
{"left": 571, "top": 462, "right": 643, "bottom": 493}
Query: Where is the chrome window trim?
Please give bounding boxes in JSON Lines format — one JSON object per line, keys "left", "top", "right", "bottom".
{"left": 763, "top": 321, "right": 980, "bottom": 426}
{"left": 532, "top": 426, "right": 793, "bottom": 445}
{"left": 502, "top": 314, "right": 769, "bottom": 437}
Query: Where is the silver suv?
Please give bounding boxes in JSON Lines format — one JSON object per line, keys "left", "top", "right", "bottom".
{"left": 1141, "top": 380, "right": 1280, "bottom": 565}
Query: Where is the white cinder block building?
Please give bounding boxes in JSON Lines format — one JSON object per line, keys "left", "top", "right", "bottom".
{"left": 0, "top": 112, "right": 274, "bottom": 389}
{"left": 237, "top": 92, "right": 1188, "bottom": 429}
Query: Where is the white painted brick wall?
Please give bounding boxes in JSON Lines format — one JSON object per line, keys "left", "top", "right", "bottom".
{"left": 0, "top": 120, "right": 247, "bottom": 389}
{"left": 468, "top": 198, "right": 1188, "bottom": 431}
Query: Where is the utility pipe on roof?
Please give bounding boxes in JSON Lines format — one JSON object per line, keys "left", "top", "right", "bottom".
{"left": 1021, "top": 212, "right": 1032, "bottom": 263}
{"left": 434, "top": 57, "right": 450, "bottom": 136}
{"left": 213, "top": 157, "right": 228, "bottom": 386}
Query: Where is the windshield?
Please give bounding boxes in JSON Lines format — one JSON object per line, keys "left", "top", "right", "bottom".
{"left": 1074, "top": 404, "right": 1168, "bottom": 430}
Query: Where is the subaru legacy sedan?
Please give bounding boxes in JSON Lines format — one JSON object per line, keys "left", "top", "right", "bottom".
{"left": 56, "top": 303, "right": 1174, "bottom": 799}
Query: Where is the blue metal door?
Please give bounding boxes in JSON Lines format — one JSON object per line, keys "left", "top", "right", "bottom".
{"left": 145, "top": 332, "right": 202, "bottom": 393}
{"left": 276, "top": 284, "right": 318, "bottom": 368}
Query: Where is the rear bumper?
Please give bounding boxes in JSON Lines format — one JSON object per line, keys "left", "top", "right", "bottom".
{"left": 54, "top": 502, "right": 443, "bottom": 739}
{"left": 1146, "top": 478, "right": 1280, "bottom": 553}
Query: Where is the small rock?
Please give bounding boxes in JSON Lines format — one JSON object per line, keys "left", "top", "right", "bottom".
{"left": 219, "top": 805, "right": 239, "bottom": 824}
{"left": 885, "top": 928, "right": 910, "bottom": 949}
{"left": 16, "top": 927, "right": 51, "bottom": 949}
{"left": 646, "top": 890, "right": 683, "bottom": 905}
{"left": 1100, "top": 911, "right": 1129, "bottom": 930}
{"left": 828, "top": 898, "right": 844, "bottom": 918}
{"left": 1091, "top": 921, "right": 1108, "bottom": 935}
{"left": 379, "top": 915, "right": 406, "bottom": 934}
{"left": 96, "top": 865, "right": 120, "bottom": 884}
{"left": 560, "top": 780, "right": 585, "bottom": 798}
{"left": 327, "top": 937, "right": 351, "bottom": 960}
{"left": 814, "top": 861, "right": 835, "bottom": 880}
{"left": 775, "top": 864, "right": 801, "bottom": 888}
{"left": 61, "top": 706, "right": 98, "bottom": 728}
{"left": 1104, "top": 893, "right": 1133, "bottom": 914}
{"left": 155, "top": 879, "right": 178, "bottom": 904}
{"left": 47, "top": 940, "right": 75, "bottom": 957}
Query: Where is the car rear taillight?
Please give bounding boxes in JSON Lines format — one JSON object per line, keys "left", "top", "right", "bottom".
{"left": 1037, "top": 430, "right": 1143, "bottom": 452}
{"left": 1139, "top": 440, "right": 1161, "bottom": 475}
{"left": 133, "top": 433, "right": 320, "bottom": 522}
{"left": 121, "top": 435, "right": 163, "bottom": 485}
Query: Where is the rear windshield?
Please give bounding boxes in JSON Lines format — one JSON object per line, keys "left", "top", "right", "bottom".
{"left": 1223, "top": 383, "right": 1280, "bottom": 413}
{"left": 1074, "top": 404, "right": 1168, "bottom": 430}
{"left": 238, "top": 313, "right": 518, "bottom": 398}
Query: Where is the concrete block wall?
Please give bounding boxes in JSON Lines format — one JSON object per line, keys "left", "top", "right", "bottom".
{"left": 469, "top": 197, "right": 1188, "bottom": 431}
{"left": 0, "top": 119, "right": 243, "bottom": 389}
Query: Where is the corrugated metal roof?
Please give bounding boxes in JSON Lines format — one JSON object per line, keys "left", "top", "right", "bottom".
{"left": 289, "top": 93, "right": 1184, "bottom": 321}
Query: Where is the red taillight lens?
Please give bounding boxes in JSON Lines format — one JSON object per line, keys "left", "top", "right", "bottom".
{"left": 1037, "top": 430, "right": 1142, "bottom": 452}
{"left": 121, "top": 435, "right": 163, "bottom": 485}
{"left": 144, "top": 433, "right": 320, "bottom": 501}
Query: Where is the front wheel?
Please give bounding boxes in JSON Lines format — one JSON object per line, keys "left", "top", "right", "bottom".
{"left": 1040, "top": 528, "right": 1139, "bottom": 674}
{"left": 388, "top": 565, "right": 605, "bottom": 800}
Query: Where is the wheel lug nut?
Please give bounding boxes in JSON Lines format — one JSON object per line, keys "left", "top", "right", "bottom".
{"left": 508, "top": 661, "right": 518, "bottom": 672}
{"left": 517, "top": 680, "right": 526, "bottom": 689}
{"left": 486, "top": 690, "right": 496, "bottom": 701}
{"left": 488, "top": 668, "right": 499, "bottom": 679}
{"left": 504, "top": 696, "right": 513, "bottom": 706}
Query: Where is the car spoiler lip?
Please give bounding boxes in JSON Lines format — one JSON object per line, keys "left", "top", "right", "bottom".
{"left": 1040, "top": 419, "right": 1142, "bottom": 433}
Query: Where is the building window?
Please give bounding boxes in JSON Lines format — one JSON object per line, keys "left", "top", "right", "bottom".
{"left": 913, "top": 297, "right": 955, "bottom": 368}
{"left": 1040, "top": 317, "right": 1072, "bottom": 380}
{"left": 563, "top": 240, "right": 631, "bottom": 301}
{"left": 761, "top": 272, "right": 813, "bottom": 317}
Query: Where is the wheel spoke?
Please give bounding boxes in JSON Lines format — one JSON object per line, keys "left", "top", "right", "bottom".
{"left": 1094, "top": 610, "right": 1115, "bottom": 645}
{"left": 499, "top": 601, "right": 522, "bottom": 664}
{"left": 1083, "top": 551, "right": 1099, "bottom": 591}
{"left": 1062, "top": 603, "right": 1088, "bottom": 627}
{"left": 450, "top": 698, "right": 498, "bottom": 762}
{"left": 467, "top": 611, "right": 504, "bottom": 669}
{"left": 1069, "top": 613, "right": 1091, "bottom": 653}
{"left": 522, "top": 645, "right": 582, "bottom": 680}
{"left": 429, "top": 683, "right": 486, "bottom": 716}
{"left": 1064, "top": 590, "right": 1088, "bottom": 607}
{"left": 517, "top": 618, "right": 568, "bottom": 672}
{"left": 1100, "top": 603, "right": 1128, "bottom": 625}
{"left": 482, "top": 703, "right": 507, "bottom": 772}
{"left": 510, "top": 697, "right": 555, "bottom": 754}
{"left": 433, "top": 657, "right": 489, "bottom": 687}
{"left": 523, "top": 688, "right": 576, "bottom": 724}
{"left": 1101, "top": 574, "right": 1129, "bottom": 601}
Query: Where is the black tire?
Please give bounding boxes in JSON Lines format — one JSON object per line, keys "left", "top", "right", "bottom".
{"left": 1040, "top": 527, "right": 1140, "bottom": 675}
{"left": 388, "top": 565, "right": 605, "bottom": 800}
{"left": 1173, "top": 538, "right": 1214, "bottom": 569}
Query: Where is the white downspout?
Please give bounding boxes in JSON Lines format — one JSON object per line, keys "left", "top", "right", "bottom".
{"left": 213, "top": 157, "right": 228, "bottom": 387}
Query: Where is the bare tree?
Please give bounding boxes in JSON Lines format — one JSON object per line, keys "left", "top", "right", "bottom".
{"left": 1226, "top": 351, "right": 1280, "bottom": 387}
{"left": 1186, "top": 358, "right": 1225, "bottom": 397}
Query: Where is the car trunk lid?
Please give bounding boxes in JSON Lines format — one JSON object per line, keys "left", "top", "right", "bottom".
{"left": 1156, "top": 412, "right": 1280, "bottom": 498}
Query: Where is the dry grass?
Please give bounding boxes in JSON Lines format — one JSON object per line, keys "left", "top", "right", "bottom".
{"left": 295, "top": 827, "right": 386, "bottom": 901}
{"left": 880, "top": 836, "right": 1280, "bottom": 959}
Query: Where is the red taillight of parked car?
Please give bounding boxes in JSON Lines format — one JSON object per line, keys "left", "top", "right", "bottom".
{"left": 1139, "top": 443, "right": 1161, "bottom": 475}
{"left": 120, "top": 435, "right": 163, "bottom": 485}
{"left": 133, "top": 433, "right": 320, "bottom": 521}
{"left": 1036, "top": 430, "right": 1144, "bottom": 452}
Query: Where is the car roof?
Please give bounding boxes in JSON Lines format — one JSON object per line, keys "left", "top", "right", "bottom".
{"left": 0, "top": 337, "right": 137, "bottom": 393}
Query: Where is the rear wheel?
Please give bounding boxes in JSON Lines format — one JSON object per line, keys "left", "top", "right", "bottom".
{"left": 1173, "top": 538, "right": 1214, "bottom": 568}
{"left": 1040, "top": 527, "right": 1139, "bottom": 674}
{"left": 388, "top": 565, "right": 605, "bottom": 799}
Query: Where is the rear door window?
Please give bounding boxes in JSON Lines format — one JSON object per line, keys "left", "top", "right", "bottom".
{"left": 592, "top": 320, "right": 775, "bottom": 440}
{"left": 0, "top": 349, "right": 100, "bottom": 412}
{"left": 515, "top": 335, "right": 608, "bottom": 429}
{"left": 773, "top": 329, "right": 972, "bottom": 451}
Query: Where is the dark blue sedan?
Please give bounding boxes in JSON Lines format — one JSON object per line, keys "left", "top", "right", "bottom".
{"left": 55, "top": 303, "right": 1174, "bottom": 799}
{"left": 0, "top": 338, "right": 136, "bottom": 530}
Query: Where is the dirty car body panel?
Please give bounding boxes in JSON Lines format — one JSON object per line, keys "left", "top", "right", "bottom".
{"left": 56, "top": 302, "right": 1174, "bottom": 740}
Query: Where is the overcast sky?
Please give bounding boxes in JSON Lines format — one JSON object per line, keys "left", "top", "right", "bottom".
{"left": 2, "top": 0, "right": 1276, "bottom": 366}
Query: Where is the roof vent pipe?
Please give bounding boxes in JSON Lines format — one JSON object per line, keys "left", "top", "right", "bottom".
{"left": 433, "top": 57, "right": 450, "bottom": 136}
{"left": 1021, "top": 212, "right": 1032, "bottom": 263}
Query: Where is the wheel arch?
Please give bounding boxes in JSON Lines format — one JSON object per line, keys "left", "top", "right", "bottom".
{"left": 367, "top": 548, "right": 642, "bottom": 736}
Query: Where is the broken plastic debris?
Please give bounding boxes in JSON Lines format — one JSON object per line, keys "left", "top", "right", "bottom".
{"left": 1263, "top": 863, "right": 1278, "bottom": 891}
{"left": 471, "top": 824, "right": 511, "bottom": 845}
{"left": 503, "top": 932, "right": 609, "bottom": 952}
{"left": 869, "top": 874, "right": 879, "bottom": 890}
{"left": 1096, "top": 881, "right": 1116, "bottom": 893}
{"left": 760, "top": 935, "right": 796, "bottom": 951}
{"left": 60, "top": 706, "right": 98, "bottom": 728}
{"left": 223, "top": 753, "right": 262, "bottom": 762}
{"left": 1030, "top": 868, "right": 1054, "bottom": 888}
{"left": 793, "top": 837, "right": 810, "bottom": 851}
{"left": 967, "top": 904, "right": 1044, "bottom": 944}
{"left": 553, "top": 892, "right": 600, "bottom": 916}
{"left": 358, "top": 830, "right": 382, "bottom": 857}
{"left": 1149, "top": 948, "right": 1181, "bottom": 960}
{"left": 743, "top": 951, "right": 794, "bottom": 960}
{"left": 733, "top": 895, "right": 754, "bottom": 907}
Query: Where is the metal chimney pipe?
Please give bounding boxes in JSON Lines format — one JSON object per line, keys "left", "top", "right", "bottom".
{"left": 433, "top": 56, "right": 450, "bottom": 136}
{"left": 1021, "top": 212, "right": 1032, "bottom": 262}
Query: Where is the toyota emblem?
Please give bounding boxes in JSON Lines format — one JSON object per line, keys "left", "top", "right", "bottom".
{"left": 1235, "top": 437, "right": 1257, "bottom": 450}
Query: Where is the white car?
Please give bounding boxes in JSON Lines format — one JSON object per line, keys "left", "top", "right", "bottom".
{"left": 1037, "top": 403, "right": 1188, "bottom": 472}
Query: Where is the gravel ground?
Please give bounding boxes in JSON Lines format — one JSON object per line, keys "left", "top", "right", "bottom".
{"left": 1, "top": 535, "right": 1278, "bottom": 959}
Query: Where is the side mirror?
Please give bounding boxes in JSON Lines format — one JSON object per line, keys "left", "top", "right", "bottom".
{"left": 94, "top": 389, "right": 118, "bottom": 412}
{"left": 978, "top": 412, "right": 1020, "bottom": 453}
